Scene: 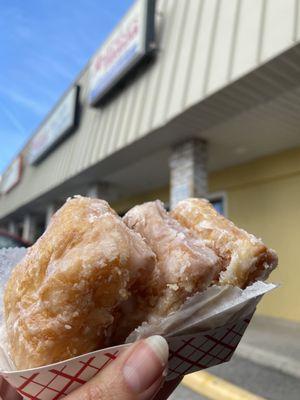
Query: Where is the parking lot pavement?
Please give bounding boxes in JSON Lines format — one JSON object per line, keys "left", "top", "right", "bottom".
{"left": 169, "top": 384, "right": 205, "bottom": 400}
{"left": 211, "top": 356, "right": 300, "bottom": 400}
{"left": 169, "top": 354, "right": 300, "bottom": 400}
{"left": 236, "top": 315, "right": 300, "bottom": 379}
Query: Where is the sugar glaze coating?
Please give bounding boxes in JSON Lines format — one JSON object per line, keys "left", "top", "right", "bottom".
{"left": 4, "top": 196, "right": 155, "bottom": 369}
{"left": 123, "top": 200, "right": 221, "bottom": 319}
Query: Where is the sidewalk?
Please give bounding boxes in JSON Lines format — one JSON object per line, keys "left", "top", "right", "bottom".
{"left": 235, "top": 314, "right": 300, "bottom": 379}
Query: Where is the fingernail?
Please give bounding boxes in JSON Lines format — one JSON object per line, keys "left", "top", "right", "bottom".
{"left": 123, "top": 335, "right": 169, "bottom": 394}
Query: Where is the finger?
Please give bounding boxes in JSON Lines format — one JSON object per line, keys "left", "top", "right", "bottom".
{"left": 66, "top": 335, "right": 169, "bottom": 400}
{"left": 138, "top": 376, "right": 164, "bottom": 400}
{"left": 0, "top": 377, "right": 22, "bottom": 400}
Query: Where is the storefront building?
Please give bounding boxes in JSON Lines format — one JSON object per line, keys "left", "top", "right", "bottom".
{"left": 1, "top": 0, "right": 300, "bottom": 321}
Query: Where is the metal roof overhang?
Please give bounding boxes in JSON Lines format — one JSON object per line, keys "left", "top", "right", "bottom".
{"left": 2, "top": 44, "right": 300, "bottom": 221}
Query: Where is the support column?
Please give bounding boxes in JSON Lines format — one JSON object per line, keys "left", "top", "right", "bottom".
{"left": 8, "top": 220, "right": 18, "bottom": 236}
{"left": 169, "top": 139, "right": 207, "bottom": 210}
{"left": 87, "top": 184, "right": 102, "bottom": 198}
{"left": 87, "top": 183, "right": 119, "bottom": 202}
{"left": 45, "top": 204, "right": 57, "bottom": 227}
{"left": 22, "top": 214, "right": 37, "bottom": 243}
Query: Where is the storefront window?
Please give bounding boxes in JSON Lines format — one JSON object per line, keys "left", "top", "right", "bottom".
{"left": 210, "top": 198, "right": 224, "bottom": 215}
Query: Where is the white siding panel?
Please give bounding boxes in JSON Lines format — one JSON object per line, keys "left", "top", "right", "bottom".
{"left": 107, "top": 92, "right": 128, "bottom": 155}
{"left": 231, "top": 0, "right": 264, "bottom": 80}
{"left": 128, "top": 68, "right": 152, "bottom": 141}
{"left": 71, "top": 108, "right": 91, "bottom": 174}
{"left": 134, "top": 2, "right": 170, "bottom": 137}
{"left": 161, "top": 0, "right": 191, "bottom": 120}
{"left": 296, "top": 0, "right": 300, "bottom": 40}
{"left": 206, "top": 0, "right": 239, "bottom": 95}
{"left": 98, "top": 102, "right": 117, "bottom": 160}
{"left": 116, "top": 80, "right": 139, "bottom": 148}
{"left": 78, "top": 109, "right": 98, "bottom": 171}
{"left": 261, "top": 0, "right": 296, "bottom": 61}
{"left": 139, "top": 0, "right": 171, "bottom": 132}
{"left": 83, "top": 109, "right": 102, "bottom": 170}
{"left": 90, "top": 109, "right": 107, "bottom": 165}
{"left": 151, "top": 1, "right": 188, "bottom": 128}
{"left": 165, "top": 0, "right": 204, "bottom": 118}
{"left": 185, "top": 0, "right": 218, "bottom": 108}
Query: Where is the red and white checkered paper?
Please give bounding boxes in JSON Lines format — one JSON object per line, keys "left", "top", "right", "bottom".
{"left": 0, "top": 314, "right": 252, "bottom": 400}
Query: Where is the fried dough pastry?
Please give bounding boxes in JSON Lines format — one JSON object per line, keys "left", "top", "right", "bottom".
{"left": 123, "top": 200, "right": 220, "bottom": 319}
{"left": 4, "top": 196, "right": 155, "bottom": 369}
{"left": 171, "top": 198, "right": 278, "bottom": 288}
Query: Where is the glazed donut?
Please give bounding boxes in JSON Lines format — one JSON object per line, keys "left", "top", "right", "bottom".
{"left": 123, "top": 200, "right": 221, "bottom": 319}
{"left": 4, "top": 196, "right": 155, "bottom": 369}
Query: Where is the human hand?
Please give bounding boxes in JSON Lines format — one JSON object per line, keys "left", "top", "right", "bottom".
{"left": 65, "top": 335, "right": 169, "bottom": 400}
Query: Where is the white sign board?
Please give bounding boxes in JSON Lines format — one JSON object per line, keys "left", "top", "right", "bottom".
{"left": 28, "top": 86, "right": 79, "bottom": 164}
{"left": 1, "top": 156, "right": 22, "bottom": 194}
{"left": 88, "top": 0, "right": 155, "bottom": 105}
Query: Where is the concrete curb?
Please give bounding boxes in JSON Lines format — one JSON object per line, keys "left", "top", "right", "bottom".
{"left": 236, "top": 343, "right": 300, "bottom": 380}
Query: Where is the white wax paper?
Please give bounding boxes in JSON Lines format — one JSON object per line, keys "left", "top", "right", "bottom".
{"left": 127, "top": 281, "right": 276, "bottom": 342}
{"left": 0, "top": 248, "right": 27, "bottom": 371}
{"left": 0, "top": 247, "right": 26, "bottom": 322}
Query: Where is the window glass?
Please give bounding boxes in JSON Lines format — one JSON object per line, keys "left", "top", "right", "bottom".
{"left": 210, "top": 198, "right": 224, "bottom": 215}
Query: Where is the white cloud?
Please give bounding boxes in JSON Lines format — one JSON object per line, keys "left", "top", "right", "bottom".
{"left": 26, "top": 54, "right": 75, "bottom": 82}
{"left": 0, "top": 101, "right": 26, "bottom": 135}
{"left": 0, "top": 88, "right": 48, "bottom": 117}
{"left": 41, "top": 57, "right": 75, "bottom": 81}
{"left": 21, "top": 80, "right": 58, "bottom": 103}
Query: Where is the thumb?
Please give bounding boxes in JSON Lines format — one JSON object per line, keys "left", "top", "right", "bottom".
{"left": 66, "top": 335, "right": 169, "bottom": 400}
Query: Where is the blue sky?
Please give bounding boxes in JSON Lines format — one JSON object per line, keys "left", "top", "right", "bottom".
{"left": 0, "top": 0, "right": 134, "bottom": 173}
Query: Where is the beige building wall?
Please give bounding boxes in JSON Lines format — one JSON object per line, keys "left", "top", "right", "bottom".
{"left": 210, "top": 147, "right": 300, "bottom": 322}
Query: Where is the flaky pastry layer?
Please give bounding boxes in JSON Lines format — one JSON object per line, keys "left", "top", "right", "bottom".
{"left": 171, "top": 198, "right": 278, "bottom": 288}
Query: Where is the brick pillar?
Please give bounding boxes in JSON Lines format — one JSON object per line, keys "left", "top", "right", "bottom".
{"left": 87, "top": 184, "right": 102, "bottom": 198}
{"left": 22, "top": 214, "right": 36, "bottom": 243}
{"left": 87, "top": 183, "right": 118, "bottom": 202}
{"left": 169, "top": 139, "right": 207, "bottom": 210}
